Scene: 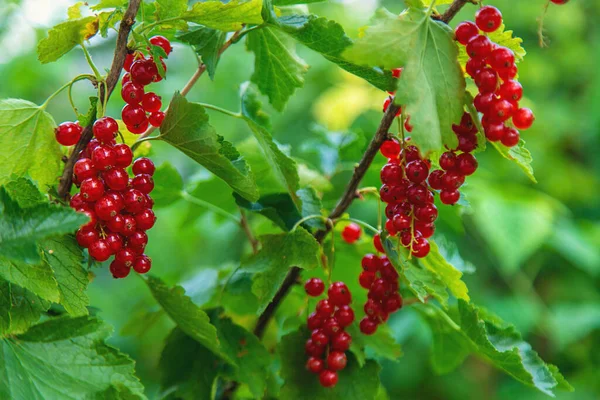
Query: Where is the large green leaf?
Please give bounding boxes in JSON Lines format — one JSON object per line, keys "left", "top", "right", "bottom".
{"left": 247, "top": 26, "right": 308, "bottom": 111}
{"left": 0, "top": 186, "right": 88, "bottom": 264}
{"left": 155, "top": 0, "right": 187, "bottom": 28}
{"left": 418, "top": 240, "right": 469, "bottom": 302}
{"left": 151, "top": 162, "right": 184, "bottom": 208}
{"left": 0, "top": 279, "right": 50, "bottom": 336}
{"left": 177, "top": 27, "right": 227, "bottom": 80}
{"left": 0, "top": 317, "right": 145, "bottom": 399}
{"left": 0, "top": 99, "right": 61, "bottom": 189}
{"left": 490, "top": 140, "right": 537, "bottom": 183}
{"left": 37, "top": 17, "right": 98, "bottom": 63}
{"left": 145, "top": 276, "right": 231, "bottom": 363}
{"left": 347, "top": 324, "right": 402, "bottom": 365}
{"left": 275, "top": 15, "right": 396, "bottom": 92}
{"left": 279, "top": 329, "right": 381, "bottom": 400}
{"left": 182, "top": 0, "right": 263, "bottom": 32}
{"left": 242, "top": 227, "right": 319, "bottom": 314}
{"left": 417, "top": 301, "right": 572, "bottom": 396}
{"left": 159, "top": 93, "right": 259, "bottom": 201}
{"left": 344, "top": 7, "right": 465, "bottom": 154}
{"left": 240, "top": 84, "right": 300, "bottom": 204}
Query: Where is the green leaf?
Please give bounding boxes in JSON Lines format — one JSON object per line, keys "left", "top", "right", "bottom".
{"left": 77, "top": 96, "right": 98, "bottom": 127}
{"left": 40, "top": 236, "right": 89, "bottom": 316}
{"left": 4, "top": 177, "right": 46, "bottom": 208}
{"left": 0, "top": 99, "right": 61, "bottom": 189}
{"left": 464, "top": 91, "right": 486, "bottom": 152}
{"left": 0, "top": 256, "right": 59, "bottom": 304}
{"left": 344, "top": 7, "right": 465, "bottom": 154}
{"left": 0, "top": 316, "right": 145, "bottom": 399}
{"left": 90, "top": 0, "right": 126, "bottom": 11}
{"left": 279, "top": 329, "right": 381, "bottom": 399}
{"left": 490, "top": 140, "right": 537, "bottom": 183}
{"left": 145, "top": 275, "right": 231, "bottom": 363}
{"left": 0, "top": 279, "right": 50, "bottom": 336}
{"left": 347, "top": 324, "right": 402, "bottom": 364}
{"left": 242, "top": 228, "right": 319, "bottom": 314}
{"left": 0, "top": 186, "right": 88, "bottom": 264}
{"left": 418, "top": 240, "right": 469, "bottom": 302}
{"left": 247, "top": 26, "right": 308, "bottom": 111}
{"left": 98, "top": 10, "right": 124, "bottom": 37}
{"left": 240, "top": 84, "right": 300, "bottom": 203}
{"left": 383, "top": 237, "right": 449, "bottom": 308}
{"left": 159, "top": 328, "right": 219, "bottom": 400}
{"left": 67, "top": 2, "right": 86, "bottom": 19}
{"left": 37, "top": 17, "right": 99, "bottom": 63}
{"left": 417, "top": 300, "right": 572, "bottom": 396}
{"left": 152, "top": 162, "right": 184, "bottom": 208}
{"left": 155, "top": 0, "right": 187, "bottom": 27}
{"left": 159, "top": 92, "right": 259, "bottom": 201}
{"left": 177, "top": 27, "right": 226, "bottom": 80}
{"left": 276, "top": 15, "right": 396, "bottom": 92}
{"left": 182, "top": 0, "right": 264, "bottom": 32}
{"left": 274, "top": 0, "right": 325, "bottom": 4}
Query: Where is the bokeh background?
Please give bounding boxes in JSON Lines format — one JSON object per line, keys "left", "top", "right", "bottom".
{"left": 1, "top": 0, "right": 599, "bottom": 398}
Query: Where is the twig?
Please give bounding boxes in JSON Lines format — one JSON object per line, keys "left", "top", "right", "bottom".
{"left": 239, "top": 209, "right": 259, "bottom": 255}
{"left": 438, "top": 0, "right": 478, "bottom": 24}
{"left": 57, "top": 0, "right": 142, "bottom": 199}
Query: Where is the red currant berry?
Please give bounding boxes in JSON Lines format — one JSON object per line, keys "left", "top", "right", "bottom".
{"left": 105, "top": 191, "right": 124, "bottom": 210}
{"left": 73, "top": 158, "right": 96, "bottom": 182}
{"left": 498, "top": 65, "right": 518, "bottom": 81}
{"left": 380, "top": 163, "right": 403, "bottom": 185}
{"left": 400, "top": 230, "right": 414, "bottom": 247}
{"left": 316, "top": 299, "right": 334, "bottom": 317}
{"left": 130, "top": 59, "right": 157, "bottom": 86}
{"left": 385, "top": 219, "right": 398, "bottom": 236}
{"left": 406, "top": 184, "right": 429, "bottom": 206}
{"left": 128, "top": 230, "right": 148, "bottom": 252}
{"left": 327, "top": 351, "right": 347, "bottom": 371}
{"left": 305, "top": 339, "right": 325, "bottom": 357}
{"left": 131, "top": 174, "right": 154, "bottom": 194}
{"left": 466, "top": 35, "right": 493, "bottom": 58}
{"left": 114, "top": 143, "right": 133, "bottom": 167}
{"left": 414, "top": 203, "right": 438, "bottom": 223}
{"left": 392, "top": 213, "right": 411, "bottom": 231}
{"left": 334, "top": 305, "right": 355, "bottom": 327}
{"left": 134, "top": 208, "right": 156, "bottom": 231}
{"left": 392, "top": 68, "right": 402, "bottom": 78}
{"left": 384, "top": 293, "right": 403, "bottom": 313}
{"left": 126, "top": 119, "right": 149, "bottom": 134}
{"left": 148, "top": 111, "right": 165, "bottom": 127}
{"left": 501, "top": 127, "right": 520, "bottom": 147}
{"left": 122, "top": 215, "right": 137, "bottom": 236}
{"left": 457, "top": 134, "right": 478, "bottom": 153}
{"left": 110, "top": 260, "right": 131, "bottom": 279}
{"left": 361, "top": 253, "right": 381, "bottom": 272}
{"left": 308, "top": 312, "right": 324, "bottom": 330}
{"left": 116, "top": 248, "right": 136, "bottom": 267}
{"left": 466, "top": 56, "right": 486, "bottom": 78}
{"left": 428, "top": 170, "right": 445, "bottom": 190}
{"left": 331, "top": 331, "right": 352, "bottom": 352}
{"left": 92, "top": 145, "right": 117, "bottom": 171}
{"left": 92, "top": 116, "right": 119, "bottom": 143}
{"left": 440, "top": 189, "right": 460, "bottom": 205}
{"left": 474, "top": 92, "right": 495, "bottom": 114}
{"left": 442, "top": 172, "right": 465, "bottom": 191}
{"left": 328, "top": 282, "right": 352, "bottom": 306}
{"left": 311, "top": 329, "right": 329, "bottom": 347}
{"left": 402, "top": 145, "right": 421, "bottom": 162}
{"left": 380, "top": 139, "right": 401, "bottom": 158}
{"left": 103, "top": 167, "right": 129, "bottom": 191}
{"left": 411, "top": 237, "right": 431, "bottom": 258}
{"left": 550, "top": 0, "right": 569, "bottom": 4}
{"left": 415, "top": 221, "right": 435, "bottom": 239}
{"left": 341, "top": 223, "right": 361, "bottom": 244}
{"left": 474, "top": 68, "right": 498, "bottom": 94}
{"left": 123, "top": 189, "right": 147, "bottom": 214}
{"left": 306, "top": 357, "right": 324, "bottom": 374}
{"left": 76, "top": 228, "right": 98, "bottom": 248}
{"left": 512, "top": 108, "right": 535, "bottom": 130}
{"left": 133, "top": 255, "right": 152, "bottom": 274}
{"left": 122, "top": 104, "right": 147, "bottom": 127}
{"left": 132, "top": 157, "right": 155, "bottom": 175}
{"left": 489, "top": 99, "right": 515, "bottom": 122}
{"left": 359, "top": 317, "right": 378, "bottom": 335}
{"left": 122, "top": 73, "right": 132, "bottom": 85}
{"left": 305, "top": 278, "right": 325, "bottom": 297}
{"left": 149, "top": 35, "right": 172, "bottom": 55}
{"left": 69, "top": 193, "right": 86, "bottom": 210}
{"left": 55, "top": 122, "right": 82, "bottom": 146}
{"left": 457, "top": 153, "right": 478, "bottom": 176}
{"left": 322, "top": 318, "right": 342, "bottom": 337}
{"left": 141, "top": 92, "right": 162, "bottom": 112}
{"left": 107, "top": 214, "right": 125, "bottom": 233}
{"left": 80, "top": 177, "right": 105, "bottom": 202}
{"left": 484, "top": 123, "right": 506, "bottom": 142}
{"left": 95, "top": 195, "right": 119, "bottom": 221}
{"left": 359, "top": 271, "right": 375, "bottom": 289}
{"left": 123, "top": 53, "right": 135, "bottom": 72}
{"left": 319, "top": 370, "right": 338, "bottom": 388}
{"left": 373, "top": 234, "right": 384, "bottom": 253}
{"left": 121, "top": 82, "right": 145, "bottom": 105}
{"left": 105, "top": 232, "right": 124, "bottom": 254}
{"left": 455, "top": 21, "right": 479, "bottom": 45}
{"left": 475, "top": 6, "right": 502, "bottom": 33}
{"left": 89, "top": 239, "right": 112, "bottom": 261}
{"left": 498, "top": 80, "right": 523, "bottom": 103}
{"left": 406, "top": 160, "right": 429, "bottom": 184}
{"left": 439, "top": 152, "right": 458, "bottom": 171}
{"left": 364, "top": 298, "right": 381, "bottom": 318}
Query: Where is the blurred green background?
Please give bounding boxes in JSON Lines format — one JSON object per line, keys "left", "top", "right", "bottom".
{"left": 1, "top": 0, "right": 599, "bottom": 399}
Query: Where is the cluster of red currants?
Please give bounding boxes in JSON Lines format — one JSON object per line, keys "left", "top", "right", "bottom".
{"left": 358, "top": 252, "right": 403, "bottom": 335}
{"left": 304, "top": 278, "right": 355, "bottom": 388}
{"left": 455, "top": 6, "right": 534, "bottom": 147}
{"left": 121, "top": 35, "right": 173, "bottom": 132}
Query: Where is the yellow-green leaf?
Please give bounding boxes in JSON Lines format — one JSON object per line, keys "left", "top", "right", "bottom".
{"left": 37, "top": 17, "right": 99, "bottom": 63}
{"left": 182, "top": 0, "right": 263, "bottom": 32}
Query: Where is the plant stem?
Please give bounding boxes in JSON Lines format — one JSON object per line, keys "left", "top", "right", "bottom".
{"left": 198, "top": 103, "right": 241, "bottom": 119}
{"left": 239, "top": 209, "right": 259, "bottom": 255}
{"left": 291, "top": 215, "right": 330, "bottom": 232}
{"left": 81, "top": 43, "right": 102, "bottom": 80}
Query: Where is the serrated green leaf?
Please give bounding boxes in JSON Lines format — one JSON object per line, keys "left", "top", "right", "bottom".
{"left": 0, "top": 99, "right": 61, "bottom": 190}
{"left": 152, "top": 162, "right": 184, "bottom": 208}
{"left": 4, "top": 177, "right": 46, "bottom": 208}
{"left": 491, "top": 140, "right": 536, "bottom": 183}
{"left": 279, "top": 329, "right": 381, "bottom": 400}
{"left": 247, "top": 26, "right": 308, "bottom": 111}
{"left": 0, "top": 256, "right": 59, "bottom": 304}
{"left": 182, "top": 0, "right": 264, "bottom": 32}
{"left": 240, "top": 84, "right": 300, "bottom": 204}
{"left": 98, "top": 9, "right": 124, "bottom": 38}
{"left": 159, "top": 92, "right": 259, "bottom": 201}
{"left": 37, "top": 16, "right": 99, "bottom": 63}
{"left": 417, "top": 300, "right": 572, "bottom": 396}
{"left": 177, "top": 27, "right": 227, "bottom": 80}
{"left": 90, "top": 0, "right": 126, "bottom": 11}
{"left": 159, "top": 328, "right": 219, "bottom": 400}
{"left": 41, "top": 236, "right": 89, "bottom": 316}
{"left": 418, "top": 240, "right": 469, "bottom": 302}
{"left": 276, "top": 15, "right": 396, "bottom": 92}
{"left": 0, "top": 279, "right": 50, "bottom": 336}
{"left": 0, "top": 316, "right": 145, "bottom": 399}
{"left": 67, "top": 2, "right": 86, "bottom": 19}
{"left": 155, "top": 0, "right": 187, "bottom": 29}
{"left": 77, "top": 96, "right": 98, "bottom": 127}
{"left": 145, "top": 275, "right": 231, "bottom": 363}
{"left": 344, "top": 8, "right": 465, "bottom": 154}
{"left": 242, "top": 228, "right": 319, "bottom": 314}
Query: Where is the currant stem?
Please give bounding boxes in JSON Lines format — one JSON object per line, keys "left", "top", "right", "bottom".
{"left": 336, "top": 218, "right": 380, "bottom": 235}
{"left": 80, "top": 43, "right": 103, "bottom": 81}
{"left": 197, "top": 103, "right": 241, "bottom": 119}
{"left": 291, "top": 215, "right": 330, "bottom": 232}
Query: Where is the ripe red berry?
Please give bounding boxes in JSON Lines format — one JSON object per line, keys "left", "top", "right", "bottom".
{"left": 489, "top": 99, "right": 515, "bottom": 122}
{"left": 306, "top": 357, "right": 324, "bottom": 374}
{"left": 148, "top": 111, "right": 165, "bottom": 127}
{"left": 316, "top": 299, "right": 334, "bottom": 317}
{"left": 311, "top": 329, "right": 329, "bottom": 347}
{"left": 512, "top": 108, "right": 535, "bottom": 130}
{"left": 133, "top": 255, "right": 152, "bottom": 273}
{"left": 105, "top": 232, "right": 124, "bottom": 254}
{"left": 110, "top": 260, "right": 131, "bottom": 279}
{"left": 134, "top": 208, "right": 156, "bottom": 230}
{"left": 130, "top": 59, "right": 157, "bottom": 86}
{"left": 466, "top": 35, "right": 493, "bottom": 58}
{"left": 122, "top": 104, "right": 147, "bottom": 127}
{"left": 373, "top": 234, "right": 384, "bottom": 253}
{"left": 439, "top": 152, "right": 458, "bottom": 171}
{"left": 305, "top": 339, "right": 325, "bottom": 357}
{"left": 474, "top": 92, "right": 495, "bottom": 114}
{"left": 319, "top": 370, "right": 338, "bottom": 388}
{"left": 391, "top": 68, "right": 402, "bottom": 78}
{"left": 92, "top": 117, "right": 119, "bottom": 143}
{"left": 415, "top": 221, "right": 435, "bottom": 239}
{"left": 141, "top": 92, "right": 162, "bottom": 112}
{"left": 457, "top": 134, "right": 478, "bottom": 153}
{"left": 114, "top": 143, "right": 133, "bottom": 167}
{"left": 327, "top": 351, "right": 347, "bottom": 371}
{"left": 328, "top": 282, "right": 352, "bottom": 306}
{"left": 103, "top": 168, "right": 129, "bottom": 191}
{"left": 132, "top": 157, "right": 156, "bottom": 175}
{"left": 475, "top": 6, "right": 502, "bottom": 33}
{"left": 380, "top": 163, "right": 403, "bottom": 185}
{"left": 334, "top": 305, "right": 355, "bottom": 327}
{"left": 322, "top": 318, "right": 342, "bottom": 337}
{"left": 126, "top": 119, "right": 149, "bottom": 134}
{"left": 331, "top": 331, "right": 352, "bottom": 352}
{"left": 95, "top": 195, "right": 119, "bottom": 221}
{"left": 124, "top": 53, "right": 135, "bottom": 72}
{"left": 474, "top": 68, "right": 498, "bottom": 94}
{"left": 121, "top": 82, "right": 145, "bottom": 105}
{"left": 123, "top": 189, "right": 147, "bottom": 214}
{"left": 392, "top": 213, "right": 411, "bottom": 231}
{"left": 406, "top": 184, "right": 429, "bottom": 206}
{"left": 455, "top": 21, "right": 479, "bottom": 45}
{"left": 305, "top": 278, "right": 325, "bottom": 297}
{"left": 440, "top": 190, "right": 460, "bottom": 205}
{"left": 116, "top": 248, "right": 136, "bottom": 267}
{"left": 411, "top": 237, "right": 431, "bottom": 258}
{"left": 128, "top": 231, "right": 148, "bottom": 252}
{"left": 384, "top": 293, "right": 403, "bottom": 313}
{"left": 359, "top": 317, "right": 378, "bottom": 335}
{"left": 89, "top": 239, "right": 112, "bottom": 261}
{"left": 107, "top": 214, "right": 125, "bottom": 233}
{"left": 484, "top": 123, "right": 506, "bottom": 142}
{"left": 457, "top": 153, "right": 478, "bottom": 176}
{"left": 414, "top": 203, "right": 438, "bottom": 223}
{"left": 92, "top": 145, "right": 117, "bottom": 171}
{"left": 76, "top": 228, "right": 98, "bottom": 248}
{"left": 501, "top": 127, "right": 520, "bottom": 147}
{"left": 550, "top": 0, "right": 569, "bottom": 4}
{"left": 361, "top": 253, "right": 381, "bottom": 272}
{"left": 465, "top": 56, "right": 486, "bottom": 78}
{"left": 150, "top": 35, "right": 172, "bottom": 55}
{"left": 341, "top": 223, "right": 361, "bottom": 244}
{"left": 359, "top": 271, "right": 375, "bottom": 289}
{"left": 80, "top": 177, "right": 105, "bottom": 202}
{"left": 122, "top": 215, "right": 137, "bottom": 236}
{"left": 307, "top": 312, "right": 324, "bottom": 330}
{"left": 69, "top": 193, "right": 86, "bottom": 210}
{"left": 442, "top": 172, "right": 465, "bottom": 191}
{"left": 428, "top": 170, "right": 445, "bottom": 190}
{"left": 380, "top": 139, "right": 401, "bottom": 159}
{"left": 73, "top": 158, "right": 96, "bottom": 182}
{"left": 55, "top": 122, "right": 82, "bottom": 146}
{"left": 406, "top": 160, "right": 429, "bottom": 184}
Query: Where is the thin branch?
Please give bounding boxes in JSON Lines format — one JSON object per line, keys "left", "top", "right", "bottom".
{"left": 437, "top": 0, "right": 478, "bottom": 24}
{"left": 57, "top": 0, "right": 142, "bottom": 199}
{"left": 239, "top": 209, "right": 259, "bottom": 255}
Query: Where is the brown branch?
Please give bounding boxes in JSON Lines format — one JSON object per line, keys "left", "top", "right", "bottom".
{"left": 239, "top": 209, "right": 260, "bottom": 255}
{"left": 57, "top": 0, "right": 142, "bottom": 199}
{"left": 251, "top": 0, "right": 476, "bottom": 341}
